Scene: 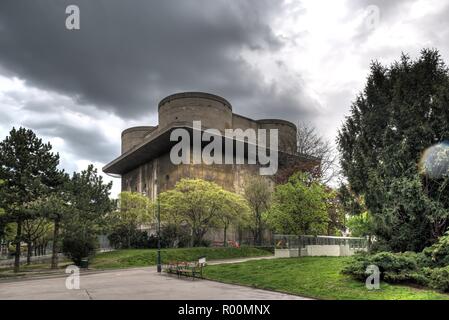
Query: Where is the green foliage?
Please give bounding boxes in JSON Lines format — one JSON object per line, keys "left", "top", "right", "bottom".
{"left": 62, "top": 233, "right": 97, "bottom": 266}
{"left": 0, "top": 127, "right": 64, "bottom": 271}
{"left": 90, "top": 247, "right": 273, "bottom": 270}
{"left": 108, "top": 229, "right": 157, "bottom": 249}
{"left": 346, "top": 212, "right": 374, "bottom": 237}
{"left": 265, "top": 172, "right": 329, "bottom": 235}
{"left": 243, "top": 176, "right": 272, "bottom": 245}
{"left": 160, "top": 224, "right": 192, "bottom": 248}
{"left": 424, "top": 266, "right": 449, "bottom": 292}
{"left": 337, "top": 49, "right": 449, "bottom": 251}
{"left": 108, "top": 192, "right": 152, "bottom": 249}
{"left": 420, "top": 230, "right": 449, "bottom": 267}
{"left": 204, "top": 257, "right": 449, "bottom": 300}
{"left": 0, "top": 127, "right": 63, "bottom": 216}
{"left": 337, "top": 184, "right": 366, "bottom": 216}
{"left": 62, "top": 165, "right": 115, "bottom": 264}
{"left": 343, "top": 241, "right": 449, "bottom": 292}
{"left": 342, "top": 251, "right": 420, "bottom": 283}
{"left": 159, "top": 179, "right": 249, "bottom": 246}
{"left": 325, "top": 189, "right": 346, "bottom": 236}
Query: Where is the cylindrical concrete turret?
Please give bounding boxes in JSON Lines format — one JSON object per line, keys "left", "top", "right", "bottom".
{"left": 158, "top": 92, "right": 233, "bottom": 133}
{"left": 257, "top": 119, "right": 297, "bottom": 153}
{"left": 121, "top": 126, "right": 156, "bottom": 154}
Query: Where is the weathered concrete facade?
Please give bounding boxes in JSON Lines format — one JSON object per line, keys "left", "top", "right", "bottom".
{"left": 104, "top": 92, "right": 302, "bottom": 199}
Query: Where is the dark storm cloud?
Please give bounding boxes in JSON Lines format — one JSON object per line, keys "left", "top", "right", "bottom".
{"left": 27, "top": 120, "right": 117, "bottom": 163}
{"left": 0, "top": 89, "right": 119, "bottom": 163}
{"left": 0, "top": 0, "right": 311, "bottom": 123}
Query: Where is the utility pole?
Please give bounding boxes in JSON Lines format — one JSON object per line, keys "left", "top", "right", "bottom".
{"left": 157, "top": 195, "right": 162, "bottom": 273}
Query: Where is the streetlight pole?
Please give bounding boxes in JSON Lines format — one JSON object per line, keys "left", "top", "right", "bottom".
{"left": 156, "top": 195, "right": 162, "bottom": 273}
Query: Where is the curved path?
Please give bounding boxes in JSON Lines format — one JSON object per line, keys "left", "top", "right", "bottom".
{"left": 0, "top": 266, "right": 309, "bottom": 300}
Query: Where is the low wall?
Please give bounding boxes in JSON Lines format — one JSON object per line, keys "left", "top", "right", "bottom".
{"left": 304, "top": 245, "right": 341, "bottom": 256}
{"left": 275, "top": 245, "right": 366, "bottom": 257}
{"left": 274, "top": 248, "right": 299, "bottom": 258}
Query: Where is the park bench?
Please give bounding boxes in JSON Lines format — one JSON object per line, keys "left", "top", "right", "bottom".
{"left": 164, "top": 257, "right": 206, "bottom": 279}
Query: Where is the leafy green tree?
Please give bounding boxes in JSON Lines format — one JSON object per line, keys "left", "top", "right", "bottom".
{"left": 62, "top": 165, "right": 115, "bottom": 265}
{"left": 346, "top": 211, "right": 374, "bottom": 238}
{"left": 109, "top": 192, "right": 152, "bottom": 248}
{"left": 215, "top": 191, "right": 250, "bottom": 246}
{"left": 0, "top": 127, "right": 63, "bottom": 272}
{"left": 265, "top": 172, "right": 329, "bottom": 235}
{"left": 325, "top": 189, "right": 346, "bottom": 236}
{"left": 27, "top": 191, "right": 71, "bottom": 268}
{"left": 159, "top": 179, "right": 248, "bottom": 246}
{"left": 337, "top": 49, "right": 449, "bottom": 251}
{"left": 0, "top": 180, "right": 5, "bottom": 240}
{"left": 21, "top": 217, "right": 52, "bottom": 264}
{"left": 337, "top": 184, "right": 365, "bottom": 217}
{"left": 243, "top": 176, "right": 272, "bottom": 245}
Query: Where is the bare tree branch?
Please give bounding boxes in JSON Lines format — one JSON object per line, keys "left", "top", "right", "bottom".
{"left": 297, "top": 122, "right": 339, "bottom": 185}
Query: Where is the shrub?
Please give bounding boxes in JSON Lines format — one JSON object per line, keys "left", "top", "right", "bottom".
{"left": 420, "top": 232, "right": 449, "bottom": 268}
{"left": 160, "top": 224, "right": 191, "bottom": 248}
{"left": 341, "top": 252, "right": 372, "bottom": 280}
{"left": 62, "top": 235, "right": 97, "bottom": 266}
{"left": 425, "top": 266, "right": 449, "bottom": 292}
{"left": 343, "top": 233, "right": 449, "bottom": 291}
{"left": 342, "top": 251, "right": 419, "bottom": 283}
{"left": 108, "top": 228, "right": 155, "bottom": 249}
{"left": 371, "top": 251, "right": 418, "bottom": 273}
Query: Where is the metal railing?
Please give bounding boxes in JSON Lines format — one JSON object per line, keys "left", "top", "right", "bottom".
{"left": 274, "top": 234, "right": 368, "bottom": 250}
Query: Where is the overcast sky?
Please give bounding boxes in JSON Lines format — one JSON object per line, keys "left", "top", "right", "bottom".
{"left": 1, "top": 0, "right": 449, "bottom": 196}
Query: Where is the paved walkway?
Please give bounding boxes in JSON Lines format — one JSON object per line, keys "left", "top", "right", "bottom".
{"left": 0, "top": 266, "right": 308, "bottom": 300}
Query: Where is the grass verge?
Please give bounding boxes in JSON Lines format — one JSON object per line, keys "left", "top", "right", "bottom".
{"left": 203, "top": 257, "right": 449, "bottom": 300}
{"left": 90, "top": 247, "right": 273, "bottom": 270}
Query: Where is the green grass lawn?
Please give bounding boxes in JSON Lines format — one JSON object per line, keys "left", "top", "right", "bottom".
{"left": 203, "top": 257, "right": 449, "bottom": 300}
{"left": 90, "top": 247, "right": 273, "bottom": 269}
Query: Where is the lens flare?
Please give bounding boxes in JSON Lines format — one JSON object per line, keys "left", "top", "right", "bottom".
{"left": 419, "top": 142, "right": 449, "bottom": 179}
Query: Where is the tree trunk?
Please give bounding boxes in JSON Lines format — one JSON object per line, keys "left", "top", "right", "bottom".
{"left": 223, "top": 225, "right": 227, "bottom": 247}
{"left": 26, "top": 242, "right": 32, "bottom": 265}
{"left": 255, "top": 211, "right": 262, "bottom": 246}
{"left": 14, "top": 220, "right": 22, "bottom": 273}
{"left": 51, "top": 219, "right": 60, "bottom": 269}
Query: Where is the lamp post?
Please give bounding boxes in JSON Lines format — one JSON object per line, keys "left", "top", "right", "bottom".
{"left": 156, "top": 195, "right": 162, "bottom": 273}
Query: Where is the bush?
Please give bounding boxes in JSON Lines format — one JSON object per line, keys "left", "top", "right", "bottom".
{"left": 343, "top": 233, "right": 449, "bottom": 291}
{"left": 424, "top": 266, "right": 449, "bottom": 292}
{"left": 160, "top": 224, "right": 191, "bottom": 248}
{"left": 62, "top": 235, "right": 97, "bottom": 266}
{"left": 342, "top": 251, "right": 419, "bottom": 283}
{"left": 108, "top": 228, "right": 156, "bottom": 249}
{"left": 193, "top": 239, "right": 211, "bottom": 247}
{"left": 420, "top": 232, "right": 449, "bottom": 268}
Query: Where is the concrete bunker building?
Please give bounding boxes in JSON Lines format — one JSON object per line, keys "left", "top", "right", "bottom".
{"left": 103, "top": 92, "right": 305, "bottom": 201}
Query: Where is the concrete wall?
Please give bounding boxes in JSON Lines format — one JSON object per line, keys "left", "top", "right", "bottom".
{"left": 303, "top": 245, "right": 341, "bottom": 256}
{"left": 121, "top": 126, "right": 156, "bottom": 154}
{"left": 122, "top": 152, "right": 263, "bottom": 198}
{"left": 232, "top": 114, "right": 259, "bottom": 131}
{"left": 158, "top": 92, "right": 233, "bottom": 133}
{"left": 275, "top": 245, "right": 366, "bottom": 257}
{"left": 275, "top": 249, "right": 299, "bottom": 258}
{"left": 120, "top": 92, "right": 303, "bottom": 202}
{"left": 257, "top": 120, "right": 297, "bottom": 154}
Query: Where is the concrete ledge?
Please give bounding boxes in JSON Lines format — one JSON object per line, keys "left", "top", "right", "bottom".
{"left": 275, "top": 249, "right": 299, "bottom": 258}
